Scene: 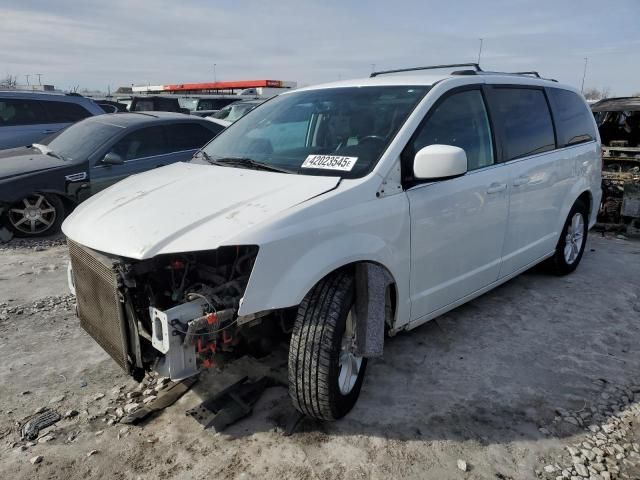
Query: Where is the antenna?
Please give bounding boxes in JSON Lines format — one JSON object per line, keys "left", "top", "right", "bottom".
{"left": 477, "top": 38, "right": 484, "bottom": 65}
{"left": 581, "top": 57, "right": 588, "bottom": 93}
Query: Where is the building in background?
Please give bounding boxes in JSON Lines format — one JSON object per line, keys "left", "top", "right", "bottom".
{"left": 131, "top": 79, "right": 296, "bottom": 96}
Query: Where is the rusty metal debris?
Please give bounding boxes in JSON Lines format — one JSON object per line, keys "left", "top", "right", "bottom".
{"left": 593, "top": 98, "right": 640, "bottom": 233}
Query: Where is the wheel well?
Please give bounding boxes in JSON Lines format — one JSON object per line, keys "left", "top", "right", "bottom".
{"left": 47, "top": 192, "right": 76, "bottom": 215}
{"left": 577, "top": 190, "right": 593, "bottom": 216}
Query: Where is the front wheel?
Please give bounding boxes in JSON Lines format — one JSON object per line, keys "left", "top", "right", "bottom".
{"left": 548, "top": 200, "right": 588, "bottom": 275}
{"left": 288, "top": 272, "right": 367, "bottom": 421}
{"left": 6, "top": 193, "right": 65, "bottom": 237}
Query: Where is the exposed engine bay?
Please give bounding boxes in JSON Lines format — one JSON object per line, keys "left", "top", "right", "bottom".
{"left": 593, "top": 98, "right": 640, "bottom": 231}
{"left": 68, "top": 241, "right": 293, "bottom": 381}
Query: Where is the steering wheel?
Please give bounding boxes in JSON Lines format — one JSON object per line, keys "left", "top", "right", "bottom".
{"left": 358, "top": 135, "right": 386, "bottom": 145}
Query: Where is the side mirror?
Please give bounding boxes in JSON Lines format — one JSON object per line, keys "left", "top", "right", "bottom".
{"left": 413, "top": 144, "right": 467, "bottom": 180}
{"left": 102, "top": 152, "right": 124, "bottom": 165}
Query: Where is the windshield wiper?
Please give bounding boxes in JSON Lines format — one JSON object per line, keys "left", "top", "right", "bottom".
{"left": 32, "top": 143, "right": 66, "bottom": 161}
{"left": 211, "top": 156, "right": 293, "bottom": 174}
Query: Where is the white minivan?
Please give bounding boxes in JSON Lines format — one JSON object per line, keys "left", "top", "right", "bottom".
{"left": 63, "top": 64, "right": 602, "bottom": 421}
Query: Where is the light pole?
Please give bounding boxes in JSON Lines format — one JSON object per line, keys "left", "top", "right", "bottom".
{"left": 581, "top": 57, "right": 588, "bottom": 93}
{"left": 25, "top": 74, "right": 30, "bottom": 86}
{"left": 214, "top": 64, "right": 217, "bottom": 83}
{"left": 477, "top": 38, "right": 484, "bottom": 66}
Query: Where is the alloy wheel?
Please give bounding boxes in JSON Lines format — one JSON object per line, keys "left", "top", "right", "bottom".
{"left": 8, "top": 194, "right": 58, "bottom": 235}
{"left": 564, "top": 212, "right": 585, "bottom": 265}
{"left": 338, "top": 308, "right": 363, "bottom": 395}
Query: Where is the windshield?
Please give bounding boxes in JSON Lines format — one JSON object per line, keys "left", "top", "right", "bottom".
{"left": 197, "top": 98, "right": 237, "bottom": 111}
{"left": 46, "top": 119, "right": 122, "bottom": 162}
{"left": 200, "top": 86, "right": 428, "bottom": 178}
{"left": 226, "top": 103, "right": 258, "bottom": 122}
{"left": 178, "top": 98, "right": 198, "bottom": 111}
{"left": 213, "top": 102, "right": 256, "bottom": 122}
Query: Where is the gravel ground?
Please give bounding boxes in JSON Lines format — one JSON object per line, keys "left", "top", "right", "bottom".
{"left": 0, "top": 233, "right": 639, "bottom": 480}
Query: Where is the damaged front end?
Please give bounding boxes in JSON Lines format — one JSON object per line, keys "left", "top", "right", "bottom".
{"left": 68, "top": 240, "right": 274, "bottom": 381}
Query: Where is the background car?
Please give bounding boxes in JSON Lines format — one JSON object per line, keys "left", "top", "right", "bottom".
{"left": 188, "top": 96, "right": 243, "bottom": 117}
{"left": 130, "top": 96, "right": 190, "bottom": 114}
{"left": 0, "top": 91, "right": 105, "bottom": 150}
{"left": 211, "top": 99, "right": 265, "bottom": 122}
{"left": 0, "top": 112, "right": 225, "bottom": 236}
{"left": 96, "top": 99, "right": 129, "bottom": 113}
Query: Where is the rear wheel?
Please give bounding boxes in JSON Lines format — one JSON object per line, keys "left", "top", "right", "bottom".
{"left": 288, "top": 272, "right": 367, "bottom": 420}
{"left": 548, "top": 200, "right": 588, "bottom": 275}
{"left": 7, "top": 193, "right": 65, "bottom": 237}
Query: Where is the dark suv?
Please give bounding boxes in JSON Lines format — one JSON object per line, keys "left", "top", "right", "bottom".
{"left": 0, "top": 91, "right": 105, "bottom": 150}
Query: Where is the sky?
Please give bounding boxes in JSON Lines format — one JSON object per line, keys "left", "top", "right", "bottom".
{"left": 1, "top": 0, "right": 639, "bottom": 95}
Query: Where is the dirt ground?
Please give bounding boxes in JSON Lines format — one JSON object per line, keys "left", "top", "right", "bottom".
{"left": 1, "top": 233, "right": 639, "bottom": 480}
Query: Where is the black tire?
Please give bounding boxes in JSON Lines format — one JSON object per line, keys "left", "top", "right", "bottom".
{"left": 288, "top": 271, "right": 367, "bottom": 421}
{"left": 547, "top": 199, "right": 588, "bottom": 275}
{"left": 6, "top": 193, "right": 66, "bottom": 237}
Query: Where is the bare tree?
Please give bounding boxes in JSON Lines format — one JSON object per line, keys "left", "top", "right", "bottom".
{"left": 583, "top": 87, "right": 612, "bottom": 101}
{"left": 0, "top": 74, "right": 19, "bottom": 88}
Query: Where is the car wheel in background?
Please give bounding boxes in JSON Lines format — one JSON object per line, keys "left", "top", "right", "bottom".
{"left": 548, "top": 199, "right": 588, "bottom": 275}
{"left": 7, "top": 193, "right": 65, "bottom": 237}
{"left": 288, "top": 271, "right": 368, "bottom": 421}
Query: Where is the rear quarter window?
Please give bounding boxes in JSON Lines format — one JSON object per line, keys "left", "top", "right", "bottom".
{"left": 491, "top": 88, "right": 556, "bottom": 161}
{"left": 547, "top": 88, "right": 597, "bottom": 147}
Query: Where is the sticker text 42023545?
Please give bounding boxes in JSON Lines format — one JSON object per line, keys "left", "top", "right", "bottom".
{"left": 301, "top": 155, "right": 358, "bottom": 172}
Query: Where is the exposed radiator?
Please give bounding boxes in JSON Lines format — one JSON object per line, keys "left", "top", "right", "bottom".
{"left": 68, "top": 240, "right": 130, "bottom": 373}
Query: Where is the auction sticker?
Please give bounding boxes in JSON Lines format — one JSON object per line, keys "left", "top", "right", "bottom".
{"left": 301, "top": 155, "right": 358, "bottom": 171}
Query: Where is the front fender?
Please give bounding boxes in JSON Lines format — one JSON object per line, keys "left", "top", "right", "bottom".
{"left": 237, "top": 190, "right": 411, "bottom": 327}
{"left": 0, "top": 168, "right": 87, "bottom": 205}
{"left": 241, "top": 233, "right": 389, "bottom": 310}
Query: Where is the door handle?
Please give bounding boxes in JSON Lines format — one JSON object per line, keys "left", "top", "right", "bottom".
{"left": 513, "top": 175, "right": 530, "bottom": 187}
{"left": 42, "top": 129, "right": 56, "bottom": 134}
{"left": 486, "top": 183, "right": 507, "bottom": 194}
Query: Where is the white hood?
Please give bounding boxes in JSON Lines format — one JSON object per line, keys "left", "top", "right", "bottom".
{"left": 62, "top": 162, "right": 339, "bottom": 259}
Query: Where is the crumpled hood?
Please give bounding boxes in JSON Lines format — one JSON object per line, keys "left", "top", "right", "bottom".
{"left": 0, "top": 147, "right": 67, "bottom": 181}
{"left": 63, "top": 162, "right": 339, "bottom": 259}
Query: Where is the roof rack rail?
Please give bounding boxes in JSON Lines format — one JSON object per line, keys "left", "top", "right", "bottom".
{"left": 507, "top": 71, "right": 558, "bottom": 82}
{"left": 510, "top": 71, "right": 541, "bottom": 78}
{"left": 370, "top": 63, "right": 482, "bottom": 78}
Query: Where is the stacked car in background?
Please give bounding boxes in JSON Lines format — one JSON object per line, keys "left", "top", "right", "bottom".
{"left": 592, "top": 97, "right": 640, "bottom": 234}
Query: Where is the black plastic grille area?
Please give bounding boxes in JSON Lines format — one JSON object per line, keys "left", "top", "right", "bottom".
{"left": 68, "top": 240, "right": 130, "bottom": 373}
